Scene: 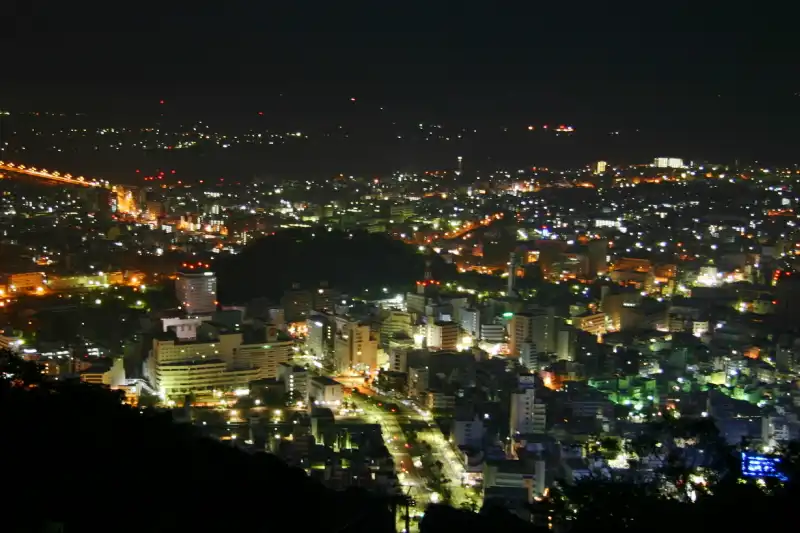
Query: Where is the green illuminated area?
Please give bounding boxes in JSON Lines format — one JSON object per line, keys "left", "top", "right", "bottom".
{"left": 589, "top": 376, "right": 659, "bottom": 416}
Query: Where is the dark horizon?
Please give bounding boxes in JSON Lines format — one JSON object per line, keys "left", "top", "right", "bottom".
{"left": 2, "top": 2, "right": 798, "bottom": 175}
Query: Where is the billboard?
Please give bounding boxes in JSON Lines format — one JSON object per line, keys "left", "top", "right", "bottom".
{"left": 741, "top": 452, "right": 788, "bottom": 481}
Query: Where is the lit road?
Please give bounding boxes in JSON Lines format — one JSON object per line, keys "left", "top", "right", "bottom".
{"left": 407, "top": 213, "right": 505, "bottom": 245}
{"left": 354, "top": 390, "right": 475, "bottom": 509}
{"left": 350, "top": 394, "right": 428, "bottom": 532}
{"left": 440, "top": 212, "right": 504, "bottom": 241}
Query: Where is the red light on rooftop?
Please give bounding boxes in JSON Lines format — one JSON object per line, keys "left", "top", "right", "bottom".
{"left": 171, "top": 169, "right": 176, "bottom": 174}
{"left": 159, "top": 100, "right": 165, "bottom": 105}
{"left": 258, "top": 111, "right": 264, "bottom": 116}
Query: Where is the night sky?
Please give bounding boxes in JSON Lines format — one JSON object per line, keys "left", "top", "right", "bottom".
{"left": 2, "top": 2, "right": 798, "bottom": 167}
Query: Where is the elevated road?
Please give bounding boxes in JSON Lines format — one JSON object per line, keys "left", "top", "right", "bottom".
{"left": 0, "top": 160, "right": 138, "bottom": 215}
{"left": 0, "top": 160, "right": 106, "bottom": 188}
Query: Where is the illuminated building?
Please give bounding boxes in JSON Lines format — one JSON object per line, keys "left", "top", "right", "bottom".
{"left": 278, "top": 363, "right": 309, "bottom": 404}
{"left": 309, "top": 376, "right": 344, "bottom": 406}
{"left": 425, "top": 390, "right": 455, "bottom": 413}
{"left": 0, "top": 329, "right": 25, "bottom": 352}
{"left": 389, "top": 203, "right": 415, "bottom": 222}
{"left": 334, "top": 321, "right": 378, "bottom": 373}
{"left": 147, "top": 325, "right": 293, "bottom": 399}
{"left": 79, "top": 358, "right": 126, "bottom": 386}
{"left": 594, "top": 161, "right": 608, "bottom": 174}
{"left": 112, "top": 185, "right": 138, "bottom": 215}
{"left": 176, "top": 262, "right": 217, "bottom": 315}
{"left": 160, "top": 316, "right": 210, "bottom": 340}
{"left": 556, "top": 326, "right": 578, "bottom": 362}
{"left": 509, "top": 308, "right": 555, "bottom": 357}
{"left": 155, "top": 360, "right": 258, "bottom": 398}
{"left": 510, "top": 375, "right": 546, "bottom": 435}
{"left": 459, "top": 307, "right": 481, "bottom": 338}
{"left": 426, "top": 320, "right": 459, "bottom": 351}
{"left": 9, "top": 272, "right": 45, "bottom": 293}
{"left": 233, "top": 341, "right": 294, "bottom": 379}
{"left": 520, "top": 342, "right": 538, "bottom": 371}
{"left": 652, "top": 157, "right": 685, "bottom": 169}
{"left": 483, "top": 459, "right": 546, "bottom": 505}
{"left": 572, "top": 312, "right": 607, "bottom": 337}
{"left": 379, "top": 309, "right": 412, "bottom": 343}
{"left": 307, "top": 314, "right": 334, "bottom": 359}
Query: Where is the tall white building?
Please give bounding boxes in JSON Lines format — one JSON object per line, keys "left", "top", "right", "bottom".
{"left": 510, "top": 375, "right": 546, "bottom": 435}
{"left": 307, "top": 313, "right": 334, "bottom": 359}
{"left": 520, "top": 342, "right": 538, "bottom": 372}
{"left": 176, "top": 266, "right": 217, "bottom": 315}
{"left": 460, "top": 308, "right": 481, "bottom": 338}
{"left": 509, "top": 308, "right": 555, "bottom": 357}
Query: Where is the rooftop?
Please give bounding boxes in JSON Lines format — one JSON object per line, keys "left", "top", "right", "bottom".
{"left": 311, "top": 375, "right": 341, "bottom": 387}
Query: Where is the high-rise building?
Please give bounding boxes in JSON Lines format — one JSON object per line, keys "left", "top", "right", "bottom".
{"left": 426, "top": 320, "right": 459, "bottom": 351}
{"left": 510, "top": 375, "right": 546, "bottom": 435}
{"left": 459, "top": 308, "right": 481, "bottom": 338}
{"left": 278, "top": 363, "right": 310, "bottom": 404}
{"left": 520, "top": 342, "right": 538, "bottom": 371}
{"left": 175, "top": 263, "right": 217, "bottom": 315}
{"left": 307, "top": 313, "right": 334, "bottom": 359}
{"left": 334, "top": 321, "right": 378, "bottom": 373}
{"left": 556, "top": 326, "right": 578, "bottom": 361}
{"left": 509, "top": 308, "right": 555, "bottom": 357}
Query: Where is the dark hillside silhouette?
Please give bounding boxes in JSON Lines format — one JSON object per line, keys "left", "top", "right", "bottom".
{"left": 215, "top": 228, "right": 455, "bottom": 302}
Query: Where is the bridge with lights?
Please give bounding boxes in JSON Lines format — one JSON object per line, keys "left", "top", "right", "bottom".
{"left": 0, "top": 160, "right": 137, "bottom": 215}
{"left": 0, "top": 160, "right": 108, "bottom": 187}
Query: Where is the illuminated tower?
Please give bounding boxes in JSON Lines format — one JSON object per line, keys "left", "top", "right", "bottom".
{"left": 456, "top": 156, "right": 463, "bottom": 175}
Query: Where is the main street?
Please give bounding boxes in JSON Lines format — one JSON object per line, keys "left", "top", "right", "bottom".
{"left": 352, "top": 389, "right": 476, "bottom": 509}
{"left": 349, "top": 394, "right": 427, "bottom": 532}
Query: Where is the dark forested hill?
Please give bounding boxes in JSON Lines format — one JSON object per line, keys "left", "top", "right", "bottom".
{"left": 215, "top": 228, "right": 456, "bottom": 303}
